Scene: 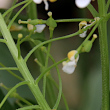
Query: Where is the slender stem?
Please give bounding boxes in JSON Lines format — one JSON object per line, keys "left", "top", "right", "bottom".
{"left": 5, "top": 0, "right": 18, "bottom": 23}
{"left": 15, "top": 94, "right": 33, "bottom": 106}
{"left": 0, "top": 63, "right": 24, "bottom": 81}
{"left": 87, "top": 4, "right": 99, "bottom": 17}
{"left": 19, "top": 18, "right": 94, "bottom": 25}
{"left": 16, "top": 105, "right": 41, "bottom": 110}
{"left": 43, "top": 30, "right": 54, "bottom": 97}
{"left": 16, "top": 100, "right": 24, "bottom": 108}
{"left": 55, "top": 18, "right": 94, "bottom": 23}
{"left": 8, "top": 0, "right": 32, "bottom": 29}
{"left": 0, "top": 67, "right": 18, "bottom": 70}
{"left": 43, "top": 49, "right": 63, "bottom": 109}
{"left": 0, "top": 81, "right": 29, "bottom": 108}
{"left": 35, "top": 58, "right": 67, "bottom": 84}
{"left": 24, "top": 31, "right": 78, "bottom": 62}
{"left": 98, "top": 0, "right": 109, "bottom": 110}
{"left": 3, "top": 0, "right": 29, "bottom": 18}
{"left": 48, "top": 77, "right": 69, "bottom": 110}
{"left": 0, "top": 39, "right": 6, "bottom": 43}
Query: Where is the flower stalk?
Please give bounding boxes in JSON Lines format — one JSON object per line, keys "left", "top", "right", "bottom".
{"left": 97, "top": 0, "right": 109, "bottom": 110}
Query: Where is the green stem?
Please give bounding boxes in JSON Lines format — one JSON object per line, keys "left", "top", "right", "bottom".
{"left": 0, "top": 13, "right": 51, "bottom": 110}
{"left": 43, "top": 30, "right": 54, "bottom": 97}
{"left": 98, "top": 0, "right": 109, "bottom": 110}
{"left": 43, "top": 47, "right": 63, "bottom": 109}
{"left": 87, "top": 4, "right": 99, "bottom": 17}
{"left": 3, "top": 0, "right": 29, "bottom": 18}
{"left": 16, "top": 105, "right": 41, "bottom": 110}
{"left": 48, "top": 77, "right": 69, "bottom": 110}
{"left": 0, "top": 81, "right": 29, "bottom": 108}
{"left": 15, "top": 94, "right": 33, "bottom": 106}
{"left": 98, "top": 21, "right": 109, "bottom": 110}
{"left": 0, "top": 63, "right": 24, "bottom": 81}
{"left": 35, "top": 58, "right": 67, "bottom": 84}
{"left": 8, "top": 0, "right": 32, "bottom": 30}
{"left": 55, "top": 18, "right": 94, "bottom": 23}
{"left": 0, "top": 39, "right": 6, "bottom": 43}
{"left": 5, "top": 0, "right": 18, "bottom": 23}
{"left": 0, "top": 67, "right": 18, "bottom": 70}
{"left": 19, "top": 18, "right": 94, "bottom": 25}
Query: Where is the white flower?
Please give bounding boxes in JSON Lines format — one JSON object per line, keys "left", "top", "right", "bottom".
{"left": 75, "top": 0, "right": 91, "bottom": 8}
{"left": 33, "top": 0, "right": 49, "bottom": 10}
{"left": 33, "top": 0, "right": 42, "bottom": 4}
{"left": 79, "top": 27, "right": 87, "bottom": 38}
{"left": 62, "top": 50, "right": 79, "bottom": 74}
{"left": 34, "top": 24, "right": 46, "bottom": 33}
{"left": 79, "top": 21, "right": 88, "bottom": 38}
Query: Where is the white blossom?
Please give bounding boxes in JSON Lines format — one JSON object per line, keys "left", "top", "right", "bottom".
{"left": 75, "top": 0, "right": 91, "bottom": 8}
{"left": 33, "top": 0, "right": 42, "bottom": 4}
{"left": 34, "top": 24, "right": 46, "bottom": 33}
{"left": 62, "top": 50, "right": 79, "bottom": 74}
{"left": 33, "top": 0, "right": 49, "bottom": 10}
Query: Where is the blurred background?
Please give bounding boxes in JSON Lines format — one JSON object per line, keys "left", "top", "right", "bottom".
{"left": 0, "top": 0, "right": 110, "bottom": 110}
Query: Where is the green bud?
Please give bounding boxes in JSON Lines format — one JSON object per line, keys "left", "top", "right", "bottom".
{"left": 82, "top": 40, "right": 93, "bottom": 53}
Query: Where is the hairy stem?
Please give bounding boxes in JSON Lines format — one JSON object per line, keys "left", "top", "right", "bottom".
{"left": 98, "top": 0, "right": 109, "bottom": 109}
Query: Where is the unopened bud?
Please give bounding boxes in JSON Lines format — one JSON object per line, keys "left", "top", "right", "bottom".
{"left": 47, "top": 11, "right": 52, "bottom": 17}
{"left": 82, "top": 40, "right": 92, "bottom": 53}
{"left": 18, "top": 19, "right": 22, "bottom": 24}
{"left": 93, "top": 34, "right": 97, "bottom": 39}
{"left": 18, "top": 33, "right": 23, "bottom": 39}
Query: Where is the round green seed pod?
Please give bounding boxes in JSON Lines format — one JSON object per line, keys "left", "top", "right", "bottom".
{"left": 82, "top": 40, "right": 93, "bottom": 52}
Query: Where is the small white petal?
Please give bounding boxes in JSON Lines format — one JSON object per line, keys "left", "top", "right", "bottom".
{"left": 33, "top": 0, "right": 42, "bottom": 4}
{"left": 62, "top": 61, "right": 76, "bottom": 74}
{"left": 35, "top": 24, "right": 46, "bottom": 33}
{"left": 70, "top": 54, "right": 79, "bottom": 62}
{"left": 79, "top": 30, "right": 87, "bottom": 38}
{"left": 62, "top": 64, "right": 76, "bottom": 74}
{"left": 43, "top": 0, "right": 49, "bottom": 10}
{"left": 75, "top": 0, "right": 91, "bottom": 8}
{"left": 68, "top": 61, "right": 76, "bottom": 66}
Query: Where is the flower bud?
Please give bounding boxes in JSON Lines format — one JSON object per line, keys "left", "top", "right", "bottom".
{"left": 82, "top": 40, "right": 93, "bottom": 52}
